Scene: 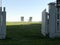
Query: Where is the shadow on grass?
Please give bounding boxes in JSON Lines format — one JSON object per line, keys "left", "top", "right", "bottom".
{"left": 6, "top": 23, "right": 58, "bottom": 40}
{"left": 6, "top": 23, "right": 45, "bottom": 40}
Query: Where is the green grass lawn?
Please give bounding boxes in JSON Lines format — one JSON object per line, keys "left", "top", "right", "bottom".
{"left": 0, "top": 22, "right": 60, "bottom": 45}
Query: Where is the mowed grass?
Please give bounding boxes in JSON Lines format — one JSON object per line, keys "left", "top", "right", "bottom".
{"left": 0, "top": 22, "right": 60, "bottom": 45}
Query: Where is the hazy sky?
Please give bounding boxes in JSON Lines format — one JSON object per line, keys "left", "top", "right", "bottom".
{"left": 2, "top": 0, "right": 55, "bottom": 22}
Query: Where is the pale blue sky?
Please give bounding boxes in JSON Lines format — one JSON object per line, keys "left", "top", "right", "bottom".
{"left": 2, "top": 0, "right": 55, "bottom": 22}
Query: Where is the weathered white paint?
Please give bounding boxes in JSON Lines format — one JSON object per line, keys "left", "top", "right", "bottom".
{"left": 49, "top": 3, "right": 56, "bottom": 38}
{"left": 41, "top": 9, "right": 49, "bottom": 36}
{"left": 1, "top": 7, "right": 6, "bottom": 39}
{"left": 0, "top": 7, "right": 2, "bottom": 38}
{"left": 0, "top": 7, "right": 6, "bottom": 39}
{"left": 41, "top": 2, "right": 60, "bottom": 38}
